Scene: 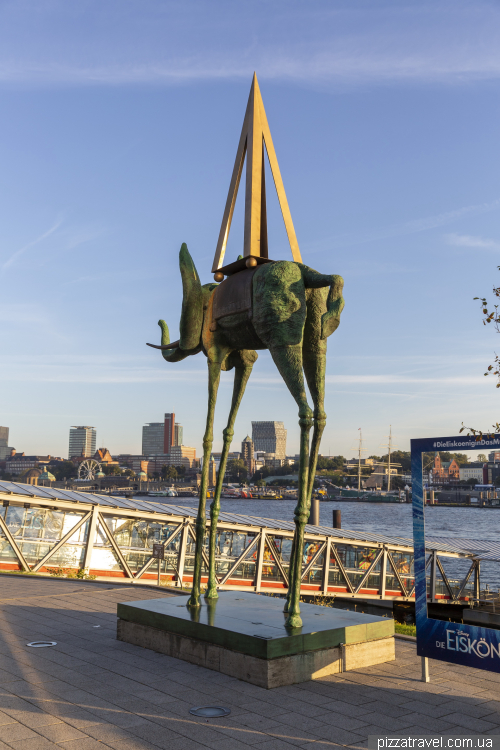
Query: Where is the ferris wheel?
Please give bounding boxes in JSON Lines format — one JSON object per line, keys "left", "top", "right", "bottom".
{"left": 78, "top": 459, "right": 102, "bottom": 481}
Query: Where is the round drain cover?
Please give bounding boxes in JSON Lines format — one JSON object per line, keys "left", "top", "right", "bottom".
{"left": 189, "top": 706, "right": 231, "bottom": 718}
{"left": 27, "top": 641, "right": 57, "bottom": 648}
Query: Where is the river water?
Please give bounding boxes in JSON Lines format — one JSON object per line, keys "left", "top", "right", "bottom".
{"left": 160, "top": 498, "right": 500, "bottom": 590}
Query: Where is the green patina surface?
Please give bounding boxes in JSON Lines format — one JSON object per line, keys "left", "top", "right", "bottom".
{"left": 117, "top": 591, "right": 393, "bottom": 660}
{"left": 152, "top": 244, "right": 344, "bottom": 627}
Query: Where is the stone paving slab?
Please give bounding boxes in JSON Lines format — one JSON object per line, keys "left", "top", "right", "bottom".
{"left": 0, "top": 576, "right": 498, "bottom": 748}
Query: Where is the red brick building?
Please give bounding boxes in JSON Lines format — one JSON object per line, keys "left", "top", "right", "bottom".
{"left": 432, "top": 452, "right": 460, "bottom": 484}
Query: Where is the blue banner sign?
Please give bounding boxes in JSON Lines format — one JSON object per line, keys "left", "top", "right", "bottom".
{"left": 411, "top": 434, "right": 500, "bottom": 672}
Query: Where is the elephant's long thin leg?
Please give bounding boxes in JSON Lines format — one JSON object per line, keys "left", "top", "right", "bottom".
{"left": 269, "top": 344, "right": 312, "bottom": 628}
{"left": 303, "top": 289, "right": 328, "bottom": 516}
{"left": 286, "top": 421, "right": 311, "bottom": 627}
{"left": 286, "top": 392, "right": 321, "bottom": 610}
{"left": 187, "top": 359, "right": 222, "bottom": 608}
{"left": 304, "top": 359, "right": 326, "bottom": 526}
{"left": 284, "top": 293, "right": 326, "bottom": 612}
{"left": 206, "top": 350, "right": 257, "bottom": 600}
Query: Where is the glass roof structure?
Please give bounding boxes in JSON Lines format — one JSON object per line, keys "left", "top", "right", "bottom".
{"left": 0, "top": 481, "right": 494, "bottom": 603}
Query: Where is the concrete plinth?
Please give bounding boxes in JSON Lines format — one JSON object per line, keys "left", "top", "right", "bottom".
{"left": 117, "top": 592, "right": 395, "bottom": 689}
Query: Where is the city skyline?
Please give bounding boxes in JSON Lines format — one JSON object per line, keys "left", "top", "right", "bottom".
{"left": 1, "top": 2, "right": 499, "bottom": 458}
{"left": 1, "top": 417, "right": 488, "bottom": 465}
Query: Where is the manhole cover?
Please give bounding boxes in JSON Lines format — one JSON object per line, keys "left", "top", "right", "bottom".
{"left": 27, "top": 641, "right": 57, "bottom": 648}
{"left": 251, "top": 622, "right": 262, "bottom": 624}
{"left": 189, "top": 706, "right": 230, "bottom": 718}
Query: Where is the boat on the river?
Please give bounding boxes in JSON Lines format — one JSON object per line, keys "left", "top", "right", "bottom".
{"left": 326, "top": 489, "right": 406, "bottom": 503}
{"left": 361, "top": 491, "right": 406, "bottom": 503}
{"left": 148, "top": 486, "right": 178, "bottom": 497}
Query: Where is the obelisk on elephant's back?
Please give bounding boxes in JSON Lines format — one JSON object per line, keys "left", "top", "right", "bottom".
{"left": 147, "top": 74, "right": 344, "bottom": 628}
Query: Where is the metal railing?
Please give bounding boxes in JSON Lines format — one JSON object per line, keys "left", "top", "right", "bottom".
{"left": 0, "top": 482, "right": 486, "bottom": 603}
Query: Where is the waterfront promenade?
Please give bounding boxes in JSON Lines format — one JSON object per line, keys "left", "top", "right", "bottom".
{"left": 0, "top": 576, "right": 499, "bottom": 749}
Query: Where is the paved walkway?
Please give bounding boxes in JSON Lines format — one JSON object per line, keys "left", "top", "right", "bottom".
{"left": 0, "top": 575, "right": 498, "bottom": 750}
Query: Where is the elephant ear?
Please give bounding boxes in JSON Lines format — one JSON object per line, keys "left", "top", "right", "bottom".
{"left": 179, "top": 243, "right": 204, "bottom": 350}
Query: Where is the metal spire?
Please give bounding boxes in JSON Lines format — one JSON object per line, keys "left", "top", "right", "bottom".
{"left": 212, "top": 73, "right": 302, "bottom": 276}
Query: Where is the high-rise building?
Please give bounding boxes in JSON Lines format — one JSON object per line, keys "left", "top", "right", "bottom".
{"left": 142, "top": 414, "right": 182, "bottom": 456}
{"left": 68, "top": 427, "right": 96, "bottom": 459}
{"left": 241, "top": 435, "right": 255, "bottom": 474}
{"left": 252, "top": 421, "right": 287, "bottom": 459}
{"left": 142, "top": 423, "right": 164, "bottom": 456}
{"left": 164, "top": 413, "right": 175, "bottom": 454}
{"left": 209, "top": 452, "right": 240, "bottom": 469}
{"left": 169, "top": 445, "right": 196, "bottom": 467}
{"left": 0, "top": 427, "right": 11, "bottom": 461}
{"left": 146, "top": 446, "right": 198, "bottom": 474}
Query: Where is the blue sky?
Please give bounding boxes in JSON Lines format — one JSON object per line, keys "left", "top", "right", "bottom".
{"left": 1, "top": 0, "right": 500, "bottom": 460}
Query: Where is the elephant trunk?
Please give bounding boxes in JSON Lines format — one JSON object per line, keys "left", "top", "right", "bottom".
{"left": 157, "top": 320, "right": 189, "bottom": 363}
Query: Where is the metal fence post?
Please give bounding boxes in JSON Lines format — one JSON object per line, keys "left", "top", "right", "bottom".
{"left": 322, "top": 538, "right": 331, "bottom": 596}
{"left": 255, "top": 529, "right": 266, "bottom": 592}
{"left": 421, "top": 656, "right": 429, "bottom": 682}
{"left": 380, "top": 548, "right": 387, "bottom": 598}
{"left": 474, "top": 560, "right": 481, "bottom": 600}
{"left": 176, "top": 521, "right": 189, "bottom": 588}
{"left": 83, "top": 505, "right": 99, "bottom": 573}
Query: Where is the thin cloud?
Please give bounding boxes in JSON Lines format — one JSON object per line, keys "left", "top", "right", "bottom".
{"left": 0, "top": 303, "right": 51, "bottom": 325}
{"left": 62, "top": 267, "right": 145, "bottom": 287}
{"left": 0, "top": 354, "right": 206, "bottom": 383}
{"left": 241, "top": 373, "right": 487, "bottom": 386}
{"left": 0, "top": 354, "right": 486, "bottom": 385}
{"left": 1, "top": 217, "right": 63, "bottom": 272}
{"left": 1, "top": 45, "right": 500, "bottom": 89}
{"left": 307, "top": 197, "right": 500, "bottom": 253}
{"left": 1, "top": 2, "right": 500, "bottom": 88}
{"left": 326, "top": 375, "right": 485, "bottom": 385}
{"left": 445, "top": 233, "right": 500, "bottom": 250}
{"left": 38, "top": 225, "right": 111, "bottom": 269}
{"left": 62, "top": 226, "right": 108, "bottom": 251}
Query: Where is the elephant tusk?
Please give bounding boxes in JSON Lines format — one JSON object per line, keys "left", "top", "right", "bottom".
{"left": 146, "top": 340, "right": 180, "bottom": 350}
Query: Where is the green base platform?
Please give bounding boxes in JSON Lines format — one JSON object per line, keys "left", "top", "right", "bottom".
{"left": 117, "top": 591, "right": 395, "bottom": 688}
